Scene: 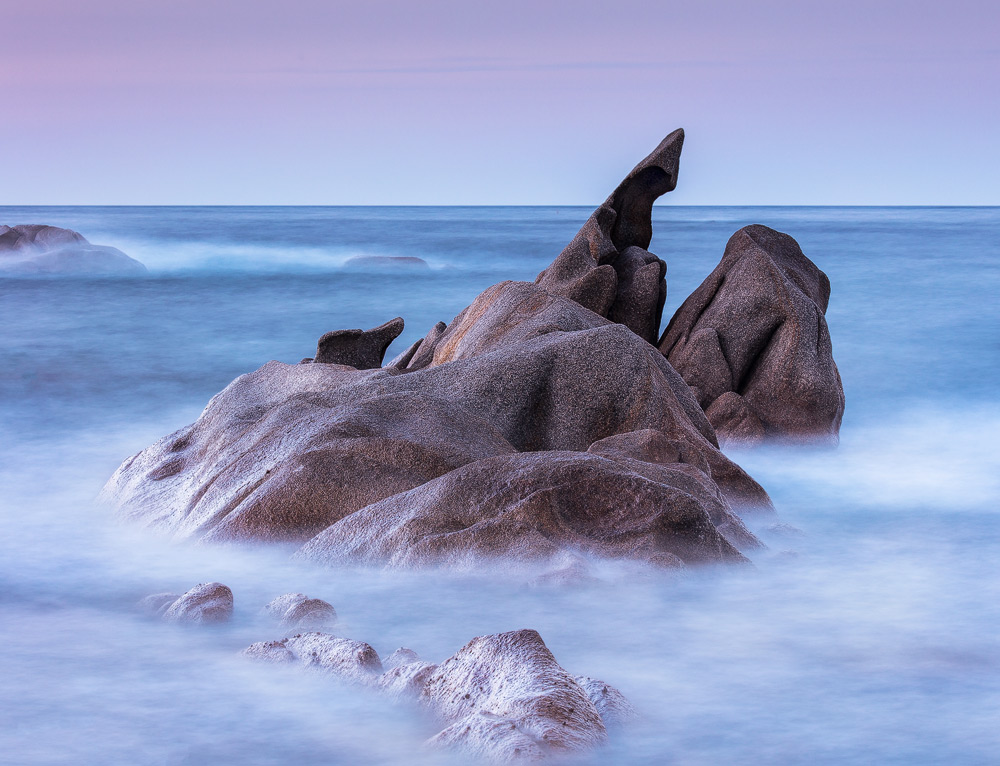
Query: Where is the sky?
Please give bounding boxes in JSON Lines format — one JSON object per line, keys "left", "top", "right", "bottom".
{"left": 2, "top": 0, "right": 997, "bottom": 205}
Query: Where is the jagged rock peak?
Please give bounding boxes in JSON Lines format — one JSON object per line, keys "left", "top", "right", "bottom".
{"left": 535, "top": 129, "right": 683, "bottom": 344}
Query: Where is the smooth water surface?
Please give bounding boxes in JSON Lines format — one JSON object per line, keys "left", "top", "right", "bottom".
{"left": 1, "top": 206, "right": 998, "bottom": 765}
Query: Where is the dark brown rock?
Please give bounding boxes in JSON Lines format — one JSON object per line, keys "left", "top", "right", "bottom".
{"left": 161, "top": 582, "right": 233, "bottom": 624}
{"left": 101, "top": 364, "right": 517, "bottom": 543}
{"left": 535, "top": 129, "right": 683, "bottom": 343}
{"left": 0, "top": 224, "right": 146, "bottom": 275}
{"left": 660, "top": 225, "right": 844, "bottom": 446}
{"left": 314, "top": 317, "right": 404, "bottom": 368}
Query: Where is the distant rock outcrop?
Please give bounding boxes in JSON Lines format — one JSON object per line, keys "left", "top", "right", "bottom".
{"left": 0, "top": 224, "right": 146, "bottom": 275}
{"left": 660, "top": 225, "right": 844, "bottom": 446}
{"left": 244, "top": 628, "right": 627, "bottom": 761}
{"left": 343, "top": 254, "right": 429, "bottom": 270}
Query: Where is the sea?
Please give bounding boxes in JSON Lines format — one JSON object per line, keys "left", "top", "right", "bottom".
{"left": 1, "top": 206, "right": 998, "bottom": 765}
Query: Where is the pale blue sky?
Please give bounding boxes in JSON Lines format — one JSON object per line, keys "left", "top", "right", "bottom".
{"left": 2, "top": 0, "right": 997, "bottom": 204}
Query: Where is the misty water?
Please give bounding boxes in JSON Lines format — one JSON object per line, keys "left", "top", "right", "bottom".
{"left": 1, "top": 206, "right": 998, "bottom": 765}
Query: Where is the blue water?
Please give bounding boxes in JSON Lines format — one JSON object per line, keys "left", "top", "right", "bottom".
{"left": 1, "top": 206, "right": 998, "bottom": 765}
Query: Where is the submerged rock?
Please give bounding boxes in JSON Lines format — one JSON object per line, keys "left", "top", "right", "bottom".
{"left": 0, "top": 224, "right": 146, "bottom": 275}
{"left": 264, "top": 593, "right": 337, "bottom": 628}
{"left": 343, "top": 254, "right": 429, "bottom": 270}
{"left": 660, "top": 225, "right": 844, "bottom": 445}
{"left": 146, "top": 582, "right": 234, "bottom": 624}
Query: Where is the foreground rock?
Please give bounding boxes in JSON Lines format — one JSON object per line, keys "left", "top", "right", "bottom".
{"left": 660, "top": 225, "right": 845, "bottom": 446}
{"left": 140, "top": 582, "right": 233, "bottom": 624}
{"left": 244, "top": 628, "right": 627, "bottom": 761}
{"left": 0, "top": 224, "right": 146, "bottom": 275}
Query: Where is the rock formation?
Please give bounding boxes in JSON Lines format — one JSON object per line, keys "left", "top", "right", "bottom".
{"left": 660, "top": 225, "right": 845, "bottom": 446}
{"left": 100, "top": 128, "right": 852, "bottom": 573}
{"left": 140, "top": 582, "right": 233, "bottom": 624}
{"left": 244, "top": 628, "right": 627, "bottom": 761}
{"left": 0, "top": 224, "right": 146, "bottom": 275}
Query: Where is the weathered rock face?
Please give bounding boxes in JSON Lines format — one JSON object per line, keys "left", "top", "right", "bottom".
{"left": 534, "top": 129, "right": 682, "bottom": 343}
{"left": 297, "top": 450, "right": 749, "bottom": 570}
{"left": 244, "top": 628, "right": 625, "bottom": 761}
{"left": 0, "top": 224, "right": 146, "bottom": 275}
{"left": 660, "top": 225, "right": 845, "bottom": 446}
{"left": 142, "top": 582, "right": 233, "bottom": 624}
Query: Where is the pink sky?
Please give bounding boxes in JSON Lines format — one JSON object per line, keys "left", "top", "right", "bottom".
{"left": 3, "top": 0, "right": 997, "bottom": 204}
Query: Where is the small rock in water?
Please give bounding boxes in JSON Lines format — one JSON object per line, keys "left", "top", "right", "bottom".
{"left": 263, "top": 592, "right": 337, "bottom": 628}
{"left": 161, "top": 582, "right": 234, "bottom": 624}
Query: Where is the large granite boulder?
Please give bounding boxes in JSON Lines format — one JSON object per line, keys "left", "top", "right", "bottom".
{"left": 534, "top": 129, "right": 682, "bottom": 343}
{"left": 0, "top": 224, "right": 146, "bottom": 275}
{"left": 244, "top": 628, "right": 625, "bottom": 761}
{"left": 659, "top": 225, "right": 845, "bottom": 446}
